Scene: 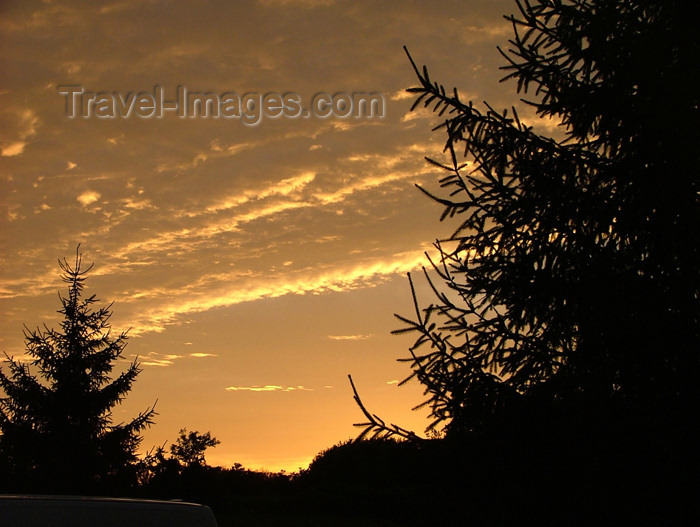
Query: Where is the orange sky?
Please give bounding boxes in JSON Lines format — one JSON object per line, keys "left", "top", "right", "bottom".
{"left": 0, "top": 0, "right": 551, "bottom": 472}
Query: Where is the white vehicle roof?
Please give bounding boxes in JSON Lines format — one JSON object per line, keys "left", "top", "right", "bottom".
{"left": 0, "top": 495, "right": 218, "bottom": 527}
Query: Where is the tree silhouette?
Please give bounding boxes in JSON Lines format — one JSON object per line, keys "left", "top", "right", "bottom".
{"left": 0, "top": 247, "right": 156, "bottom": 493}
{"left": 358, "top": 0, "right": 698, "bottom": 438}
{"left": 137, "top": 429, "right": 220, "bottom": 483}
{"left": 169, "top": 428, "right": 220, "bottom": 467}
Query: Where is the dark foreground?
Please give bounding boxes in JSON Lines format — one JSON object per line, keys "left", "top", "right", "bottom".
{"left": 145, "top": 413, "right": 698, "bottom": 526}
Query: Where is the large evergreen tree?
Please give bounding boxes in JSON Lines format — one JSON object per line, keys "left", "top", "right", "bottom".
{"left": 351, "top": 2, "right": 698, "bottom": 520}
{"left": 358, "top": 0, "right": 698, "bottom": 438}
{"left": 0, "top": 248, "right": 156, "bottom": 493}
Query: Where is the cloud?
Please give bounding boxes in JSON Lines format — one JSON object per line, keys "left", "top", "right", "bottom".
{"left": 311, "top": 165, "right": 416, "bottom": 205}
{"left": 327, "top": 334, "right": 373, "bottom": 341}
{"left": 66, "top": 148, "right": 428, "bottom": 279}
{"left": 400, "top": 106, "right": 436, "bottom": 123}
{"left": 0, "top": 266, "right": 66, "bottom": 299}
{"left": 1, "top": 141, "right": 27, "bottom": 157}
{"left": 140, "top": 358, "right": 176, "bottom": 367}
{"left": 201, "top": 171, "right": 316, "bottom": 216}
{"left": 1, "top": 108, "right": 39, "bottom": 156}
{"left": 257, "top": 0, "right": 335, "bottom": 8}
{"left": 77, "top": 190, "right": 101, "bottom": 206}
{"left": 155, "top": 140, "right": 263, "bottom": 175}
{"left": 19, "top": 108, "right": 39, "bottom": 139}
{"left": 390, "top": 89, "right": 414, "bottom": 101}
{"left": 119, "top": 183, "right": 315, "bottom": 260}
{"left": 137, "top": 351, "right": 214, "bottom": 367}
{"left": 125, "top": 249, "right": 428, "bottom": 335}
{"left": 99, "top": 2, "right": 135, "bottom": 15}
{"left": 121, "top": 197, "right": 155, "bottom": 210}
{"left": 34, "top": 203, "right": 51, "bottom": 214}
{"left": 225, "top": 385, "right": 312, "bottom": 392}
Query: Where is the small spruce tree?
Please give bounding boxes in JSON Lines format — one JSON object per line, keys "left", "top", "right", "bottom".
{"left": 0, "top": 248, "right": 156, "bottom": 493}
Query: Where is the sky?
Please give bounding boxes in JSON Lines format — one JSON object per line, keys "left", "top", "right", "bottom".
{"left": 0, "top": 0, "right": 539, "bottom": 472}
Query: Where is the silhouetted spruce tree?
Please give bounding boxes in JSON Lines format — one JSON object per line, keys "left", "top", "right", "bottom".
{"left": 357, "top": 0, "right": 699, "bottom": 440}
{"left": 0, "top": 248, "right": 156, "bottom": 493}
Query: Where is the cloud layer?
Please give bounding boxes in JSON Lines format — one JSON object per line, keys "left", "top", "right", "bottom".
{"left": 0, "top": 0, "right": 520, "bottom": 472}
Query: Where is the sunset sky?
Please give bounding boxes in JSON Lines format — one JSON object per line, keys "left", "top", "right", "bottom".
{"left": 0, "top": 0, "right": 548, "bottom": 472}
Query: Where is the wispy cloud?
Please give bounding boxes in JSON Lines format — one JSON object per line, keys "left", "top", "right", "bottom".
{"left": 117, "top": 198, "right": 311, "bottom": 260}
{"left": 121, "top": 197, "right": 155, "bottom": 210}
{"left": 0, "top": 267, "right": 66, "bottom": 299}
{"left": 139, "top": 354, "right": 181, "bottom": 367}
{"left": 1, "top": 107, "right": 38, "bottom": 157}
{"left": 225, "top": 385, "right": 313, "bottom": 392}
{"left": 137, "top": 351, "right": 215, "bottom": 367}
{"left": 327, "top": 334, "right": 374, "bottom": 341}
{"left": 125, "top": 249, "right": 428, "bottom": 335}
{"left": 390, "top": 89, "right": 414, "bottom": 101}
{"left": 201, "top": 172, "right": 315, "bottom": 216}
